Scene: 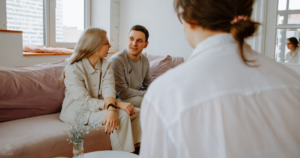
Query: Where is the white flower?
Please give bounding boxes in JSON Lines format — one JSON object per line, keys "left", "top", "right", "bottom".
{"left": 65, "top": 109, "right": 101, "bottom": 143}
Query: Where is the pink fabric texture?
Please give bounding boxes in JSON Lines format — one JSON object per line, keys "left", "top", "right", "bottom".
{"left": 171, "top": 56, "right": 185, "bottom": 68}
{"left": 0, "top": 113, "right": 111, "bottom": 158}
{"left": 144, "top": 53, "right": 173, "bottom": 80}
{"left": 0, "top": 59, "right": 68, "bottom": 122}
{"left": 23, "top": 45, "right": 73, "bottom": 54}
{"left": 143, "top": 52, "right": 184, "bottom": 68}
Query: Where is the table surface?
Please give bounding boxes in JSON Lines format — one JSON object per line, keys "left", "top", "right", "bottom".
{"left": 83, "top": 150, "right": 139, "bottom": 158}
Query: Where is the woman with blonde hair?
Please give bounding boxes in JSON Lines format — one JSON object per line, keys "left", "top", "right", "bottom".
{"left": 60, "top": 28, "right": 141, "bottom": 152}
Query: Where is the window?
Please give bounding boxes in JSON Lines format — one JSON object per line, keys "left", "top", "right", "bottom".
{"left": 6, "top": 0, "right": 90, "bottom": 48}
{"left": 6, "top": 0, "right": 44, "bottom": 46}
{"left": 275, "top": 0, "right": 300, "bottom": 63}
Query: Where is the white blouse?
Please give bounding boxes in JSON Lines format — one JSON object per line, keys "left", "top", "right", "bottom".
{"left": 285, "top": 48, "right": 300, "bottom": 63}
{"left": 140, "top": 33, "right": 300, "bottom": 158}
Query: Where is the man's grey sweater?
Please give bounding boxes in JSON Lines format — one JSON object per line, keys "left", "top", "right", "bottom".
{"left": 109, "top": 49, "right": 152, "bottom": 100}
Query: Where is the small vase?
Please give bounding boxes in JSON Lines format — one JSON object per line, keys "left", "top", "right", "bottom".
{"left": 73, "top": 140, "right": 84, "bottom": 158}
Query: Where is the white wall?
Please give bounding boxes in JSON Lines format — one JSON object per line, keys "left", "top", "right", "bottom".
{"left": 110, "top": 0, "right": 120, "bottom": 51}
{"left": 91, "top": 0, "right": 120, "bottom": 51}
{"left": 0, "top": 0, "right": 7, "bottom": 29}
{"left": 91, "top": 0, "right": 111, "bottom": 38}
{"left": 119, "top": 0, "right": 193, "bottom": 60}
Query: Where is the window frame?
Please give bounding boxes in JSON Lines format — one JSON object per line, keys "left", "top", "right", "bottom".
{"left": 264, "top": 0, "right": 300, "bottom": 75}
{"left": 265, "top": 0, "right": 300, "bottom": 59}
{"left": 275, "top": 0, "right": 300, "bottom": 62}
{"left": 44, "top": 0, "right": 90, "bottom": 48}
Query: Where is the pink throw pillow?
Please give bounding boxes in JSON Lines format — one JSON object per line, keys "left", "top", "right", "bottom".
{"left": 143, "top": 52, "right": 184, "bottom": 68}
{"left": 147, "top": 54, "right": 172, "bottom": 81}
{"left": 0, "top": 59, "right": 68, "bottom": 122}
{"left": 171, "top": 56, "right": 185, "bottom": 68}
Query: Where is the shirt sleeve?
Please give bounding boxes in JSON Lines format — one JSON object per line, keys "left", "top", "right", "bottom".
{"left": 64, "top": 66, "right": 106, "bottom": 111}
{"left": 139, "top": 98, "right": 177, "bottom": 158}
{"left": 110, "top": 58, "right": 146, "bottom": 99}
{"left": 143, "top": 60, "right": 152, "bottom": 87}
{"left": 101, "top": 62, "right": 116, "bottom": 99}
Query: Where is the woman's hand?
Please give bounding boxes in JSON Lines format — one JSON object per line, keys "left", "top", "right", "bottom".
{"left": 102, "top": 107, "right": 117, "bottom": 135}
{"left": 116, "top": 102, "right": 135, "bottom": 115}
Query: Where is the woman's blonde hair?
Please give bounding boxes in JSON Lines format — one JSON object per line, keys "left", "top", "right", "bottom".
{"left": 60, "top": 27, "right": 107, "bottom": 85}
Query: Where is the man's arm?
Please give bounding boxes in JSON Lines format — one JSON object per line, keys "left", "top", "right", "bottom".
{"left": 110, "top": 58, "right": 146, "bottom": 100}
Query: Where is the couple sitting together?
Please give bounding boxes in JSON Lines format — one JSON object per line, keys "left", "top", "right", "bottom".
{"left": 59, "top": 25, "right": 151, "bottom": 152}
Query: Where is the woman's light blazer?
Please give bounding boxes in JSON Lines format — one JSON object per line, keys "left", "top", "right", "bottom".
{"left": 59, "top": 58, "right": 116, "bottom": 124}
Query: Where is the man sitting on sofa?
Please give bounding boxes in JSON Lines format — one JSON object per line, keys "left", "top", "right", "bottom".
{"left": 109, "top": 25, "right": 152, "bottom": 108}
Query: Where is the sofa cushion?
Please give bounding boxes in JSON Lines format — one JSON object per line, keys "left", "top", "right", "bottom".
{"left": 146, "top": 54, "right": 172, "bottom": 81}
{"left": 0, "top": 59, "right": 68, "bottom": 122}
{"left": 0, "top": 113, "right": 111, "bottom": 158}
{"left": 143, "top": 52, "right": 184, "bottom": 68}
{"left": 171, "top": 56, "right": 185, "bottom": 68}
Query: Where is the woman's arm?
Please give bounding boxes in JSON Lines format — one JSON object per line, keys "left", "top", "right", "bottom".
{"left": 64, "top": 66, "right": 106, "bottom": 111}
{"left": 101, "top": 62, "right": 117, "bottom": 99}
{"left": 103, "top": 97, "right": 115, "bottom": 109}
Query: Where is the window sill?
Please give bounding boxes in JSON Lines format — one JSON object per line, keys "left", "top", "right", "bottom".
{"left": 23, "top": 52, "right": 72, "bottom": 56}
{"left": 0, "top": 29, "right": 23, "bottom": 33}
{"left": 23, "top": 51, "right": 118, "bottom": 56}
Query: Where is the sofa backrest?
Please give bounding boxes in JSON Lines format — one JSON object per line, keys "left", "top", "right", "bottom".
{"left": 0, "top": 59, "right": 68, "bottom": 122}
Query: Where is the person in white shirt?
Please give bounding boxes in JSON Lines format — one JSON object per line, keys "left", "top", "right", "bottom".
{"left": 285, "top": 37, "right": 299, "bottom": 63}
{"left": 139, "top": 0, "right": 300, "bottom": 158}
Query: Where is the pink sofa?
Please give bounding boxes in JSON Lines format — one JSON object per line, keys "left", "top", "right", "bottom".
{"left": 0, "top": 53, "right": 184, "bottom": 158}
{"left": 0, "top": 59, "right": 111, "bottom": 158}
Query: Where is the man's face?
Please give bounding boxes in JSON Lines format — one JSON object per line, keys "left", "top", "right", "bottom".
{"left": 127, "top": 30, "right": 149, "bottom": 56}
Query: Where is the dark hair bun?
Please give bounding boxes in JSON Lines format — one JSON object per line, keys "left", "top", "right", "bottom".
{"left": 231, "top": 19, "right": 258, "bottom": 41}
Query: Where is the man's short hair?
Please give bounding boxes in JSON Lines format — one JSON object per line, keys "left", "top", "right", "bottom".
{"left": 130, "top": 25, "right": 149, "bottom": 42}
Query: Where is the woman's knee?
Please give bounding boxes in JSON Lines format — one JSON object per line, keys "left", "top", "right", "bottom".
{"left": 117, "top": 109, "right": 131, "bottom": 121}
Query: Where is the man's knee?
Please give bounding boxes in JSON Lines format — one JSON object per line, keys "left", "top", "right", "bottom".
{"left": 117, "top": 96, "right": 144, "bottom": 108}
{"left": 127, "top": 96, "right": 143, "bottom": 108}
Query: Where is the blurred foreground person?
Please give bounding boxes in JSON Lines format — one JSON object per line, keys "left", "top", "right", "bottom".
{"left": 139, "top": 0, "right": 300, "bottom": 158}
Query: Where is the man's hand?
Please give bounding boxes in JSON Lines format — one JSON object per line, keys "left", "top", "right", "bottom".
{"left": 116, "top": 101, "right": 135, "bottom": 115}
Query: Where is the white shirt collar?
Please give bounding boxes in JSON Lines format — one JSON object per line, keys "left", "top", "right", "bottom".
{"left": 188, "top": 33, "right": 235, "bottom": 61}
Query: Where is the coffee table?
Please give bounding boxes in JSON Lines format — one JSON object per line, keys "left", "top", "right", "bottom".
{"left": 83, "top": 150, "right": 139, "bottom": 158}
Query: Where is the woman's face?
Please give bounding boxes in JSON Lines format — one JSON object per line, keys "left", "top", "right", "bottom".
{"left": 287, "top": 40, "right": 295, "bottom": 50}
{"left": 96, "top": 37, "right": 111, "bottom": 58}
